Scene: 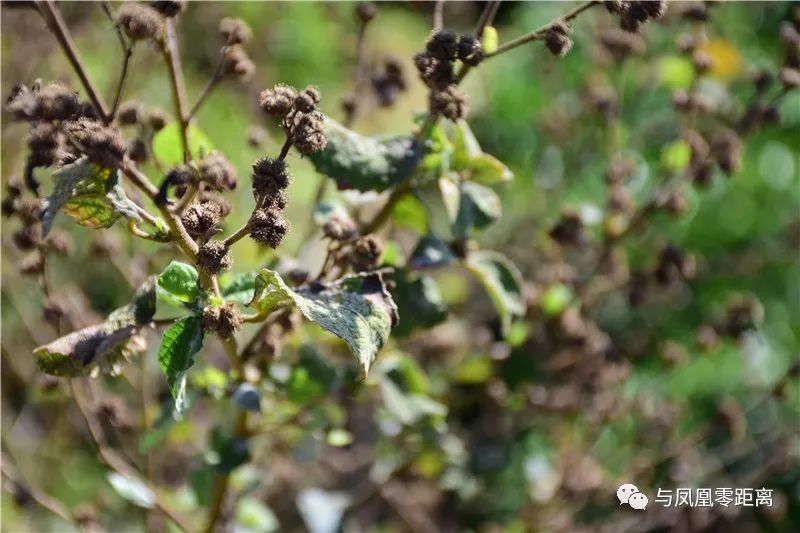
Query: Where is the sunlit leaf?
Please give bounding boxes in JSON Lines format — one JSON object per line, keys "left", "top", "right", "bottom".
{"left": 465, "top": 250, "right": 526, "bottom": 335}
{"left": 34, "top": 278, "right": 156, "bottom": 376}
{"left": 308, "top": 116, "right": 421, "bottom": 192}
{"left": 107, "top": 472, "right": 155, "bottom": 509}
{"left": 249, "top": 269, "right": 398, "bottom": 374}
{"left": 157, "top": 261, "right": 199, "bottom": 304}
{"left": 409, "top": 234, "right": 455, "bottom": 270}
{"left": 220, "top": 271, "right": 257, "bottom": 305}
{"left": 152, "top": 122, "right": 214, "bottom": 166}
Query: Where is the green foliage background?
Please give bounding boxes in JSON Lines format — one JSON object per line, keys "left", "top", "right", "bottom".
{"left": 1, "top": 2, "right": 798, "bottom": 532}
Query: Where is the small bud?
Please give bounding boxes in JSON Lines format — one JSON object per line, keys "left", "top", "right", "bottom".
{"left": 27, "top": 122, "right": 62, "bottom": 167}
{"left": 150, "top": 1, "right": 186, "bottom": 18}
{"left": 711, "top": 129, "right": 743, "bottom": 176}
{"left": 127, "top": 138, "right": 148, "bottom": 163}
{"left": 19, "top": 251, "right": 44, "bottom": 276}
{"left": 259, "top": 84, "right": 298, "bottom": 118}
{"left": 197, "top": 240, "right": 232, "bottom": 275}
{"left": 675, "top": 33, "right": 696, "bottom": 55}
{"left": 181, "top": 201, "right": 222, "bottom": 237}
{"left": 723, "top": 295, "right": 763, "bottom": 337}
{"left": 322, "top": 215, "right": 358, "bottom": 242}
{"left": 549, "top": 211, "right": 586, "bottom": 247}
{"left": 219, "top": 17, "right": 252, "bottom": 45}
{"left": 414, "top": 52, "right": 454, "bottom": 90}
{"left": 116, "top": 3, "right": 163, "bottom": 41}
{"left": 294, "top": 86, "right": 321, "bottom": 113}
{"left": 598, "top": 29, "right": 646, "bottom": 60}
{"left": 248, "top": 207, "right": 290, "bottom": 249}
{"left": 457, "top": 35, "right": 483, "bottom": 66}
{"left": 680, "top": 2, "right": 708, "bottom": 22}
{"left": 43, "top": 299, "right": 65, "bottom": 328}
{"left": 603, "top": 1, "right": 630, "bottom": 14}
{"left": 692, "top": 49, "right": 714, "bottom": 74}
{"left": 36, "top": 83, "right": 81, "bottom": 121}
{"left": 12, "top": 227, "right": 39, "bottom": 251}
{"left": 199, "top": 151, "right": 237, "bottom": 191}
{"left": 356, "top": 2, "right": 377, "bottom": 23}
{"left": 13, "top": 197, "right": 42, "bottom": 224}
{"left": 426, "top": 30, "right": 458, "bottom": 61}
{"left": 429, "top": 85, "right": 467, "bottom": 120}
{"left": 203, "top": 302, "right": 242, "bottom": 339}
{"left": 116, "top": 100, "right": 141, "bottom": 125}
{"left": 198, "top": 192, "right": 231, "bottom": 217}
{"left": 696, "top": 324, "right": 718, "bottom": 351}
{"left": 252, "top": 157, "right": 291, "bottom": 198}
{"left": 291, "top": 111, "right": 328, "bottom": 155}
{"left": 544, "top": 21, "right": 573, "bottom": 57}
{"left": 351, "top": 235, "right": 383, "bottom": 271}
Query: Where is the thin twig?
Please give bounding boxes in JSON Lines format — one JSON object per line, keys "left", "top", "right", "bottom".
{"left": 433, "top": 0, "right": 445, "bottom": 31}
{"left": 160, "top": 19, "right": 191, "bottom": 162}
{"left": 222, "top": 220, "right": 251, "bottom": 247}
{"left": 36, "top": 1, "right": 109, "bottom": 122}
{"left": 101, "top": 1, "right": 134, "bottom": 120}
{"left": 187, "top": 47, "right": 228, "bottom": 121}
{"left": 473, "top": 0, "right": 502, "bottom": 37}
{"left": 0, "top": 457, "right": 76, "bottom": 526}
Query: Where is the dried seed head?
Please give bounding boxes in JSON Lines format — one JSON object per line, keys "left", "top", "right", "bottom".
{"left": 12, "top": 197, "right": 42, "bottom": 224}
{"left": 723, "top": 295, "right": 763, "bottom": 337}
{"left": 259, "top": 84, "right": 297, "bottom": 117}
{"left": 181, "top": 201, "right": 222, "bottom": 237}
{"left": 116, "top": 3, "right": 163, "bottom": 41}
{"left": 222, "top": 45, "right": 255, "bottom": 81}
{"left": 12, "top": 227, "right": 39, "bottom": 251}
{"left": 150, "top": 1, "right": 186, "bottom": 18}
{"left": 356, "top": 2, "right": 377, "bottom": 23}
{"left": 147, "top": 108, "right": 169, "bottom": 130}
{"left": 322, "top": 215, "right": 358, "bottom": 242}
{"left": 199, "top": 151, "right": 237, "bottom": 191}
{"left": 603, "top": 1, "right": 630, "bottom": 14}
{"left": 116, "top": 101, "right": 141, "bottom": 125}
{"left": 35, "top": 83, "right": 81, "bottom": 121}
{"left": 47, "top": 231, "right": 73, "bottom": 256}
{"left": 676, "top": 33, "right": 696, "bottom": 55}
{"left": 549, "top": 211, "right": 586, "bottom": 247}
{"left": 711, "top": 129, "right": 743, "bottom": 176}
{"left": 598, "top": 29, "right": 646, "bottom": 60}
{"left": 779, "top": 67, "right": 800, "bottom": 90}
{"left": 219, "top": 17, "right": 252, "bottom": 45}
{"left": 294, "top": 86, "right": 321, "bottom": 113}
{"left": 203, "top": 302, "right": 242, "bottom": 339}
{"left": 19, "top": 251, "right": 44, "bottom": 276}
{"left": 680, "top": 2, "right": 707, "bottom": 21}
{"left": 247, "top": 125, "right": 267, "bottom": 147}
{"left": 692, "top": 49, "right": 714, "bottom": 73}
{"left": 5, "top": 84, "right": 38, "bottom": 121}
{"left": 780, "top": 22, "right": 800, "bottom": 47}
{"left": 457, "top": 35, "right": 483, "bottom": 66}
{"left": 197, "top": 240, "right": 232, "bottom": 275}
{"left": 28, "top": 122, "right": 62, "bottom": 167}
{"left": 429, "top": 85, "right": 467, "bottom": 121}
{"left": 414, "top": 52, "right": 454, "bottom": 90}
{"left": 126, "top": 138, "right": 148, "bottom": 163}
{"left": 426, "top": 30, "right": 458, "bottom": 61}
{"left": 620, "top": 0, "right": 668, "bottom": 33}
{"left": 545, "top": 21, "right": 573, "bottom": 57}
{"left": 291, "top": 111, "right": 328, "bottom": 155}
{"left": 43, "top": 299, "right": 65, "bottom": 327}
{"left": 248, "top": 207, "right": 290, "bottom": 248}
{"left": 252, "top": 157, "right": 291, "bottom": 198}
{"left": 63, "top": 118, "right": 127, "bottom": 168}
{"left": 351, "top": 235, "right": 383, "bottom": 271}
{"left": 198, "top": 191, "right": 231, "bottom": 217}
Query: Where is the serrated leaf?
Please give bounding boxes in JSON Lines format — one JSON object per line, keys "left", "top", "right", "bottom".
{"left": 152, "top": 122, "right": 214, "bottom": 167}
{"left": 409, "top": 234, "right": 455, "bottom": 270}
{"left": 308, "top": 117, "right": 421, "bottom": 192}
{"left": 249, "top": 269, "right": 398, "bottom": 374}
{"left": 34, "top": 278, "right": 155, "bottom": 376}
{"left": 157, "top": 261, "right": 199, "bottom": 304}
{"left": 465, "top": 251, "right": 526, "bottom": 336}
{"left": 41, "top": 158, "right": 140, "bottom": 236}
{"left": 158, "top": 316, "right": 203, "bottom": 414}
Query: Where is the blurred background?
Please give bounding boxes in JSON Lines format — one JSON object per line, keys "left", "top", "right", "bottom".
{"left": 2, "top": 1, "right": 799, "bottom": 532}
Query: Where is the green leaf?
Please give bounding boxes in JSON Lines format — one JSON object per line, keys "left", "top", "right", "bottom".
{"left": 454, "top": 181, "right": 502, "bottom": 237}
{"left": 409, "top": 234, "right": 455, "bottom": 270}
{"left": 210, "top": 427, "right": 249, "bottom": 473}
{"left": 157, "top": 261, "right": 199, "bottom": 304}
{"left": 107, "top": 472, "right": 155, "bottom": 509}
{"left": 220, "top": 271, "right": 257, "bottom": 305}
{"left": 661, "top": 139, "right": 691, "bottom": 172}
{"left": 452, "top": 120, "right": 483, "bottom": 169}
{"left": 439, "top": 175, "right": 461, "bottom": 224}
{"left": 41, "top": 159, "right": 141, "bottom": 236}
{"left": 308, "top": 117, "right": 421, "bottom": 192}
{"left": 391, "top": 269, "right": 448, "bottom": 337}
{"left": 152, "top": 122, "right": 214, "bottom": 167}
{"left": 390, "top": 194, "right": 428, "bottom": 234}
{"left": 34, "top": 278, "right": 156, "bottom": 376}
{"left": 540, "top": 283, "right": 573, "bottom": 316}
{"left": 249, "top": 270, "right": 398, "bottom": 374}
{"left": 237, "top": 498, "right": 279, "bottom": 532}
{"left": 466, "top": 154, "right": 514, "bottom": 185}
{"left": 659, "top": 56, "right": 695, "bottom": 90}
{"left": 465, "top": 251, "right": 526, "bottom": 336}
{"left": 158, "top": 316, "right": 204, "bottom": 414}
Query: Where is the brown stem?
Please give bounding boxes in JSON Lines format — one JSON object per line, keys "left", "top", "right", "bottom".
{"left": 69, "top": 380, "right": 192, "bottom": 532}
{"left": 222, "top": 221, "right": 251, "bottom": 247}
{"left": 160, "top": 19, "right": 191, "bottom": 162}
{"left": 277, "top": 136, "right": 293, "bottom": 160}
{"left": 484, "top": 1, "right": 599, "bottom": 58}
{"left": 36, "top": 1, "right": 109, "bottom": 122}
{"left": 187, "top": 47, "right": 228, "bottom": 121}
{"left": 433, "top": 0, "right": 446, "bottom": 31}
{"left": 473, "top": 0, "right": 502, "bottom": 37}
{"left": 101, "top": 1, "right": 133, "bottom": 120}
